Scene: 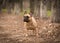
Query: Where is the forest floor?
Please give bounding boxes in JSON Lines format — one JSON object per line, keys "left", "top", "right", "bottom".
{"left": 0, "top": 13, "right": 60, "bottom": 43}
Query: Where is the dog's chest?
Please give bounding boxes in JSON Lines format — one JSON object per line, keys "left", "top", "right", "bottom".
{"left": 26, "top": 22, "right": 35, "bottom": 30}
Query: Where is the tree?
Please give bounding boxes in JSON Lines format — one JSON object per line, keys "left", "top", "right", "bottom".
{"left": 23, "top": 0, "right": 30, "bottom": 12}
{"left": 34, "top": 0, "right": 40, "bottom": 18}
{"left": 30, "top": 0, "right": 34, "bottom": 14}
{"left": 20, "top": 0, "right": 23, "bottom": 12}
{"left": 40, "top": 0, "right": 47, "bottom": 19}
{"left": 51, "top": 0, "right": 60, "bottom": 23}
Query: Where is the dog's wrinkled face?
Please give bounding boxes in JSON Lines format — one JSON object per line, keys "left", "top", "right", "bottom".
{"left": 23, "top": 16, "right": 30, "bottom": 22}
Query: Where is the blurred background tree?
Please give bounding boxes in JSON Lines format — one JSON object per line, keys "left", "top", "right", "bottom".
{"left": 0, "top": 0, "right": 60, "bottom": 23}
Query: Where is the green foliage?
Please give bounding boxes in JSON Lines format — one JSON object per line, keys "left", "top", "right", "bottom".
{"left": 47, "top": 10, "right": 51, "bottom": 17}
{"left": 20, "top": 8, "right": 30, "bottom": 16}
{"left": 26, "top": 8, "right": 30, "bottom": 13}
{"left": 2, "top": 8, "right": 7, "bottom": 12}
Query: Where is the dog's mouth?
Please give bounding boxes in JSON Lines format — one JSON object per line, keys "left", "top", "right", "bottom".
{"left": 23, "top": 16, "right": 30, "bottom": 22}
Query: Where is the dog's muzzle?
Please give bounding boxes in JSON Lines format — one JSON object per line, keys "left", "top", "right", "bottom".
{"left": 23, "top": 16, "right": 30, "bottom": 22}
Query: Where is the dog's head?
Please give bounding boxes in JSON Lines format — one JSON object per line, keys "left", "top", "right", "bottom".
{"left": 23, "top": 15, "right": 30, "bottom": 22}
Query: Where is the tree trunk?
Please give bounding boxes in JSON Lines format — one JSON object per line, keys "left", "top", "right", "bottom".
{"left": 23, "top": 0, "right": 30, "bottom": 11}
{"left": 51, "top": 0, "right": 60, "bottom": 23}
{"left": 30, "top": 0, "right": 34, "bottom": 14}
{"left": 34, "top": 0, "right": 37, "bottom": 17}
{"left": 40, "top": 0, "right": 47, "bottom": 19}
{"left": 13, "top": 3, "right": 20, "bottom": 14}
{"left": 20, "top": 0, "right": 23, "bottom": 12}
{"left": 37, "top": 0, "right": 40, "bottom": 18}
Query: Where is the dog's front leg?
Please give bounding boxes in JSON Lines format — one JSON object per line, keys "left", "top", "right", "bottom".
{"left": 24, "top": 22, "right": 28, "bottom": 36}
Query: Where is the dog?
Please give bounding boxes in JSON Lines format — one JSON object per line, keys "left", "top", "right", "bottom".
{"left": 23, "top": 13, "right": 38, "bottom": 36}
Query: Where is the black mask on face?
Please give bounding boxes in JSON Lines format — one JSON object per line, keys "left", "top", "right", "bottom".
{"left": 23, "top": 16, "right": 30, "bottom": 22}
